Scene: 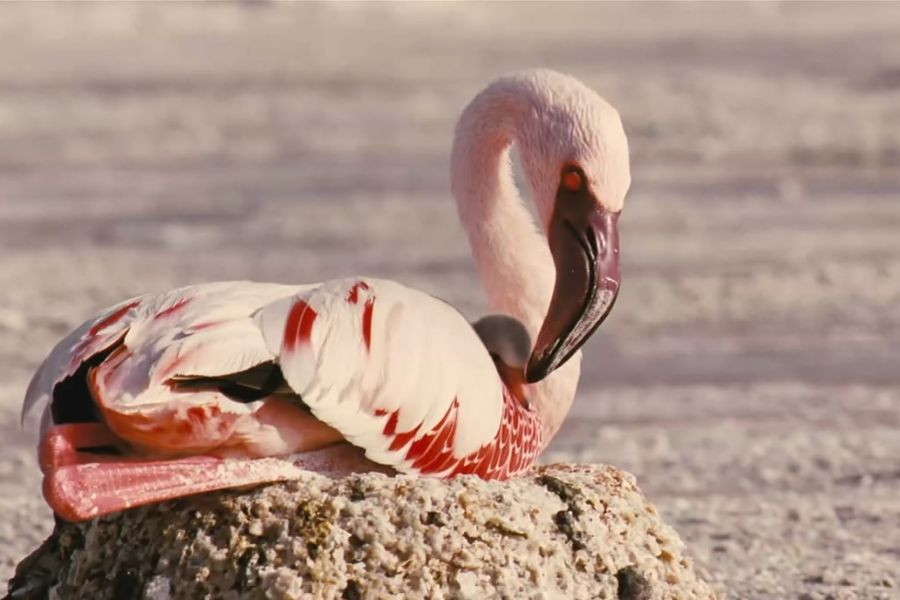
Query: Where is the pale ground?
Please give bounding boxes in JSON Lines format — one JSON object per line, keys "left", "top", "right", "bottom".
{"left": 1, "top": 3, "right": 899, "bottom": 598}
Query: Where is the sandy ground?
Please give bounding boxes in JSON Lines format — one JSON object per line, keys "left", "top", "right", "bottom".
{"left": 1, "top": 3, "right": 899, "bottom": 598}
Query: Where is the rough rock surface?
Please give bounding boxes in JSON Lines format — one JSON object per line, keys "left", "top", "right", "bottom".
{"left": 7, "top": 465, "right": 713, "bottom": 599}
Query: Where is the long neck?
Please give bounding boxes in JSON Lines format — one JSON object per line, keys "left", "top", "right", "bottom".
{"left": 451, "top": 85, "right": 581, "bottom": 446}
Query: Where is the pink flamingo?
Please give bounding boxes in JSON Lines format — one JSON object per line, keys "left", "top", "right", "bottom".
{"left": 23, "top": 70, "right": 630, "bottom": 522}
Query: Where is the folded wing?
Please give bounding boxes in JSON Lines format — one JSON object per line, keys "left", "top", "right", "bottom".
{"left": 257, "top": 278, "right": 542, "bottom": 479}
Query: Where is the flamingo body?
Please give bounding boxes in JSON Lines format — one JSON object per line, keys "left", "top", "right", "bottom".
{"left": 26, "top": 279, "right": 541, "bottom": 519}
{"left": 24, "top": 69, "right": 630, "bottom": 521}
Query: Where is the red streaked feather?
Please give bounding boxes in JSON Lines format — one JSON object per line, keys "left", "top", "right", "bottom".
{"left": 381, "top": 410, "right": 399, "bottom": 436}
{"left": 362, "top": 298, "right": 375, "bottom": 351}
{"left": 88, "top": 300, "right": 140, "bottom": 337}
{"left": 153, "top": 297, "right": 192, "bottom": 321}
{"left": 411, "top": 416, "right": 457, "bottom": 472}
{"left": 408, "top": 398, "right": 457, "bottom": 469}
{"left": 347, "top": 280, "right": 370, "bottom": 304}
{"left": 388, "top": 423, "right": 421, "bottom": 452}
{"left": 386, "top": 389, "right": 540, "bottom": 479}
{"left": 283, "top": 300, "right": 317, "bottom": 351}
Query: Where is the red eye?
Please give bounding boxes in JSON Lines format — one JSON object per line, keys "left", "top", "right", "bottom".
{"left": 561, "top": 168, "right": 584, "bottom": 193}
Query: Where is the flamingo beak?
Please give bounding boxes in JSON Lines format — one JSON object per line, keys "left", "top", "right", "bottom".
{"left": 525, "top": 193, "right": 620, "bottom": 383}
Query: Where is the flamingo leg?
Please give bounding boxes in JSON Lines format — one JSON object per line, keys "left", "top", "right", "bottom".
{"left": 39, "top": 422, "right": 122, "bottom": 471}
{"left": 40, "top": 423, "right": 307, "bottom": 522}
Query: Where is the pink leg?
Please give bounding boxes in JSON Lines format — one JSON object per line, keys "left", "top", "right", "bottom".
{"left": 40, "top": 425, "right": 397, "bottom": 522}
{"left": 39, "top": 422, "right": 121, "bottom": 472}
{"left": 44, "top": 454, "right": 308, "bottom": 522}
{"left": 42, "top": 423, "right": 307, "bottom": 522}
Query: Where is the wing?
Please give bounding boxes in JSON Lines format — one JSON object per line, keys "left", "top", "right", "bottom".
{"left": 23, "top": 293, "right": 150, "bottom": 433}
{"left": 257, "top": 278, "right": 543, "bottom": 479}
{"left": 23, "top": 281, "right": 305, "bottom": 449}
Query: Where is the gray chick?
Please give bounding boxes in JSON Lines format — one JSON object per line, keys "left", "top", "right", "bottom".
{"left": 472, "top": 314, "right": 532, "bottom": 408}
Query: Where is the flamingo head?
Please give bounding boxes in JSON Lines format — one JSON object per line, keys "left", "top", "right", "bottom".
{"left": 514, "top": 71, "right": 631, "bottom": 383}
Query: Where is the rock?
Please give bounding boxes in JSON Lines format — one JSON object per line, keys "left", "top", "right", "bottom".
{"left": 6, "top": 464, "right": 715, "bottom": 599}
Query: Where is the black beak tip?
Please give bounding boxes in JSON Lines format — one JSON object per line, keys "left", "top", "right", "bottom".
{"left": 524, "top": 366, "right": 541, "bottom": 384}
{"left": 524, "top": 355, "right": 553, "bottom": 384}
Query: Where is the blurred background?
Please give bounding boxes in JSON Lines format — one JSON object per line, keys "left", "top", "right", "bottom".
{"left": 1, "top": 3, "right": 899, "bottom": 597}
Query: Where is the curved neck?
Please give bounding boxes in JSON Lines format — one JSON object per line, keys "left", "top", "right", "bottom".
{"left": 451, "top": 84, "right": 580, "bottom": 446}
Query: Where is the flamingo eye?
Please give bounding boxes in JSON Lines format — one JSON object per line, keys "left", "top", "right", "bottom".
{"left": 560, "top": 167, "right": 585, "bottom": 193}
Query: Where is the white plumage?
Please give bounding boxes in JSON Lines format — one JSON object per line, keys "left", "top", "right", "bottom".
{"left": 25, "top": 278, "right": 536, "bottom": 473}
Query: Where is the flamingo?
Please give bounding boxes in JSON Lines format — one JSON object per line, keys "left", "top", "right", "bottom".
{"left": 22, "top": 70, "right": 630, "bottom": 522}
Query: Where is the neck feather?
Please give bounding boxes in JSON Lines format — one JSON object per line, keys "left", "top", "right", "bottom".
{"left": 450, "top": 82, "right": 580, "bottom": 445}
